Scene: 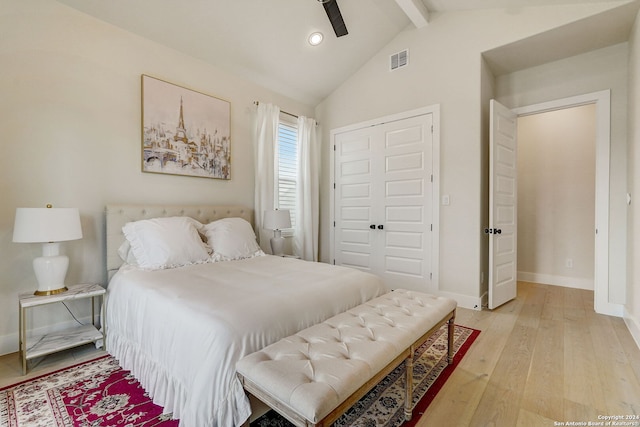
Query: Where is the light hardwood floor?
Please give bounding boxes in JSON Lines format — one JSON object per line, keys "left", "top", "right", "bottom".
{"left": 1, "top": 282, "right": 639, "bottom": 426}
{"left": 420, "top": 281, "right": 640, "bottom": 426}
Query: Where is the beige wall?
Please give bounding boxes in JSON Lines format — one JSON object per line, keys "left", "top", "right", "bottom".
{"left": 627, "top": 9, "right": 640, "bottom": 347}
{"left": 316, "top": 4, "right": 628, "bottom": 308}
{"left": 517, "top": 105, "right": 596, "bottom": 289}
{"left": 0, "top": 0, "right": 313, "bottom": 355}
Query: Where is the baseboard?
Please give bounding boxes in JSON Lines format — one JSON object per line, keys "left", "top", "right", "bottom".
{"left": 624, "top": 308, "right": 640, "bottom": 351}
{"left": 0, "top": 332, "right": 18, "bottom": 357}
{"left": 517, "top": 271, "right": 593, "bottom": 290}
{"left": 437, "top": 290, "right": 483, "bottom": 311}
{"left": 0, "top": 316, "right": 95, "bottom": 357}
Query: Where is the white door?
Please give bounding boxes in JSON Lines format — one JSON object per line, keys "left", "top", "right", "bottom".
{"left": 489, "top": 100, "right": 518, "bottom": 309}
{"left": 333, "top": 126, "right": 376, "bottom": 272}
{"left": 334, "top": 113, "right": 433, "bottom": 291}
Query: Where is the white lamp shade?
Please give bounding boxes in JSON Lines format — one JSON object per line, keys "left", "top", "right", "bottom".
{"left": 13, "top": 207, "right": 83, "bottom": 243}
{"left": 263, "top": 209, "right": 291, "bottom": 230}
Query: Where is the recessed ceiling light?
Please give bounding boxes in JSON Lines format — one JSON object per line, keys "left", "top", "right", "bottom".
{"left": 308, "top": 32, "right": 324, "bottom": 46}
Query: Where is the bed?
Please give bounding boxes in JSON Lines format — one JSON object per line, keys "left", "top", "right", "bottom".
{"left": 104, "top": 205, "right": 385, "bottom": 427}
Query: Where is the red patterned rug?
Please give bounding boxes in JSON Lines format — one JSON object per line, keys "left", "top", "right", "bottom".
{"left": 0, "top": 325, "right": 478, "bottom": 427}
{"left": 0, "top": 355, "right": 177, "bottom": 427}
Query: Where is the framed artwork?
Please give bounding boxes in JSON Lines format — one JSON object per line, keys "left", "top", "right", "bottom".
{"left": 141, "top": 75, "right": 231, "bottom": 179}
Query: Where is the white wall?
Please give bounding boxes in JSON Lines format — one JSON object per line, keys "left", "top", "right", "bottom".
{"left": 316, "top": 4, "right": 628, "bottom": 308}
{"left": 517, "top": 105, "right": 596, "bottom": 289}
{"left": 627, "top": 9, "right": 640, "bottom": 347}
{"left": 0, "top": 0, "right": 313, "bottom": 355}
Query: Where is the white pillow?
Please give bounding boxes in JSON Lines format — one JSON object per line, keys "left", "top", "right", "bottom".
{"left": 122, "top": 216, "right": 210, "bottom": 270}
{"left": 117, "top": 240, "right": 138, "bottom": 266}
{"left": 202, "top": 217, "right": 263, "bottom": 261}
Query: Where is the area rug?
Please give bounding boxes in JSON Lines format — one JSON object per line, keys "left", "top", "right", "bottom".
{"left": 0, "top": 355, "right": 177, "bottom": 427}
{"left": 0, "top": 325, "right": 478, "bottom": 427}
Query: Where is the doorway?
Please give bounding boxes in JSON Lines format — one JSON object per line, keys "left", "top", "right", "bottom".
{"left": 516, "top": 104, "right": 596, "bottom": 291}
{"left": 512, "top": 90, "right": 620, "bottom": 316}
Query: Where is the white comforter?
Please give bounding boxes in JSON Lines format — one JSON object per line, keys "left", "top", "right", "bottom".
{"left": 105, "top": 255, "right": 385, "bottom": 427}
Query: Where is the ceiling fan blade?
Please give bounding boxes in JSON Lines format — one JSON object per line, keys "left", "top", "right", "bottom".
{"left": 323, "top": 0, "right": 348, "bottom": 37}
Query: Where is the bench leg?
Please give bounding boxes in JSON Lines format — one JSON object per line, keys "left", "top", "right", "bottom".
{"left": 404, "top": 349, "right": 414, "bottom": 421}
{"left": 447, "top": 315, "right": 455, "bottom": 365}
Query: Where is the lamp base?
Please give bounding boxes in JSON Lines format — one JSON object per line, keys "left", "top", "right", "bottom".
{"left": 33, "top": 243, "right": 69, "bottom": 296}
{"left": 34, "top": 286, "right": 68, "bottom": 296}
{"left": 270, "top": 230, "right": 285, "bottom": 256}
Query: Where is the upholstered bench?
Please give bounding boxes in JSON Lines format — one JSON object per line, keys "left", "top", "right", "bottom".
{"left": 236, "top": 289, "right": 457, "bottom": 427}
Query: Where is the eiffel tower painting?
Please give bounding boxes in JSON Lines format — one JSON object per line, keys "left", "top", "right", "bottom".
{"left": 141, "top": 75, "right": 231, "bottom": 179}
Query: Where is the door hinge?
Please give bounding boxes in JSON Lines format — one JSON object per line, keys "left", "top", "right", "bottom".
{"left": 430, "top": 224, "right": 433, "bottom": 231}
{"left": 430, "top": 174, "right": 433, "bottom": 183}
{"left": 431, "top": 125, "right": 433, "bottom": 133}
{"left": 333, "top": 221, "right": 336, "bottom": 227}
{"left": 333, "top": 144, "right": 336, "bottom": 151}
{"left": 430, "top": 272, "right": 432, "bottom": 280}
{"left": 333, "top": 182, "right": 336, "bottom": 189}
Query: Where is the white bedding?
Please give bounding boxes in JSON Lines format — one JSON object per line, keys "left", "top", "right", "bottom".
{"left": 105, "top": 255, "right": 385, "bottom": 427}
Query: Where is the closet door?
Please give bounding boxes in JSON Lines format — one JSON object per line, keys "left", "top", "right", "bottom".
{"left": 379, "top": 114, "right": 433, "bottom": 289}
{"left": 333, "top": 125, "right": 379, "bottom": 272}
{"left": 334, "top": 113, "right": 433, "bottom": 291}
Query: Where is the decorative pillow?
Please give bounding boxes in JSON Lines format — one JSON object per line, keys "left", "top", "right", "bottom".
{"left": 121, "top": 216, "right": 210, "bottom": 270}
{"left": 202, "top": 217, "right": 264, "bottom": 261}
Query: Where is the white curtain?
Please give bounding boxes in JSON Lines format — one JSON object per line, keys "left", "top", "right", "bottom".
{"left": 254, "top": 102, "right": 280, "bottom": 252}
{"left": 293, "top": 116, "right": 320, "bottom": 261}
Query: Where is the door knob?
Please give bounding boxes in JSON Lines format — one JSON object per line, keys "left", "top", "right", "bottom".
{"left": 377, "top": 225, "right": 384, "bottom": 230}
{"left": 494, "top": 228, "right": 502, "bottom": 234}
{"left": 370, "top": 224, "right": 376, "bottom": 229}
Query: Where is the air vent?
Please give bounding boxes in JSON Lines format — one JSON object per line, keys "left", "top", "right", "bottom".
{"left": 390, "top": 49, "right": 409, "bottom": 71}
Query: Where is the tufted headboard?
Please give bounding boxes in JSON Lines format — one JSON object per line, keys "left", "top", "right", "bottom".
{"left": 105, "top": 204, "right": 254, "bottom": 277}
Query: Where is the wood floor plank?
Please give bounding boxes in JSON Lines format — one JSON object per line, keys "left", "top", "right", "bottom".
{"left": 563, "top": 398, "right": 602, "bottom": 424}
{"left": 541, "top": 284, "right": 565, "bottom": 321}
{"left": 614, "top": 318, "right": 640, "bottom": 383}
{"left": 564, "top": 312, "right": 608, "bottom": 413}
{"left": 420, "top": 367, "right": 489, "bottom": 426}
{"left": 521, "top": 317, "right": 564, "bottom": 421}
{"left": 470, "top": 321, "right": 536, "bottom": 426}
{"left": 516, "top": 407, "right": 556, "bottom": 427}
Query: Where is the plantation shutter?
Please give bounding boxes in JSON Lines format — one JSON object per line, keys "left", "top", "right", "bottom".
{"left": 277, "top": 120, "right": 298, "bottom": 231}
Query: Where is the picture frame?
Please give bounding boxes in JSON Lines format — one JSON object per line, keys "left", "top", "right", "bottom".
{"left": 141, "top": 75, "right": 231, "bottom": 179}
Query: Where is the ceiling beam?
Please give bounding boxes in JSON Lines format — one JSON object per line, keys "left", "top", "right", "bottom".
{"left": 394, "top": 0, "right": 429, "bottom": 28}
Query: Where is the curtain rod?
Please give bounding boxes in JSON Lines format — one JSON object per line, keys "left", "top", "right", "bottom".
{"left": 253, "top": 101, "right": 319, "bottom": 126}
{"left": 253, "top": 101, "right": 298, "bottom": 119}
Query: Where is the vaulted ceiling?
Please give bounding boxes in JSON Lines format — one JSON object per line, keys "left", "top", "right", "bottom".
{"left": 56, "top": 0, "right": 638, "bottom": 105}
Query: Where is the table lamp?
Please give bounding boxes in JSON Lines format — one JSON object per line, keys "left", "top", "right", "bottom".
{"left": 13, "top": 205, "right": 83, "bottom": 295}
{"left": 263, "top": 209, "right": 291, "bottom": 256}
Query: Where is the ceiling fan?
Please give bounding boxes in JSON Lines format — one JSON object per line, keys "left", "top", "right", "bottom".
{"left": 317, "top": 0, "right": 348, "bottom": 37}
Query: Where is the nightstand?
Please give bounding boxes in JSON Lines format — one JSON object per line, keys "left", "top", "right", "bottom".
{"left": 18, "top": 283, "right": 105, "bottom": 375}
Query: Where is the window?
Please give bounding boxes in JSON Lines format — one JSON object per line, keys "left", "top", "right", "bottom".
{"left": 276, "top": 117, "right": 298, "bottom": 232}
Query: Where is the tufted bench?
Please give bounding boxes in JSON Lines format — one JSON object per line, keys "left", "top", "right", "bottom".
{"left": 236, "top": 289, "right": 457, "bottom": 427}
